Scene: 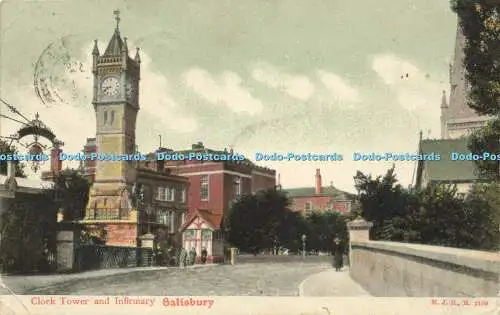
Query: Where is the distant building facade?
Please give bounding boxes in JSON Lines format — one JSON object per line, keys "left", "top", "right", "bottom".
{"left": 440, "top": 21, "right": 492, "bottom": 139}
{"left": 415, "top": 137, "right": 483, "bottom": 196}
{"left": 417, "top": 20, "right": 492, "bottom": 194}
{"left": 180, "top": 208, "right": 224, "bottom": 263}
{"left": 138, "top": 142, "right": 276, "bottom": 218}
{"left": 284, "top": 169, "right": 355, "bottom": 216}
{"left": 80, "top": 140, "right": 276, "bottom": 249}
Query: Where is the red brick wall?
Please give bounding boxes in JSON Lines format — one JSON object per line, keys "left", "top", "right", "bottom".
{"left": 290, "top": 196, "right": 349, "bottom": 215}
{"left": 105, "top": 223, "right": 138, "bottom": 246}
{"left": 252, "top": 173, "right": 276, "bottom": 191}
{"left": 187, "top": 172, "right": 225, "bottom": 213}
{"left": 175, "top": 163, "right": 275, "bottom": 216}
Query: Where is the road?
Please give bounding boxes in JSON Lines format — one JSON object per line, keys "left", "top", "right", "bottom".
{"left": 3, "top": 257, "right": 335, "bottom": 296}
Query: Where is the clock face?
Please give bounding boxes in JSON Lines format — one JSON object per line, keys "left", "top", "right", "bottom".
{"left": 101, "top": 77, "right": 120, "bottom": 96}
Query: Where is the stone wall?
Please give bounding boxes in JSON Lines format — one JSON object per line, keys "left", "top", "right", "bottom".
{"left": 347, "top": 217, "right": 500, "bottom": 297}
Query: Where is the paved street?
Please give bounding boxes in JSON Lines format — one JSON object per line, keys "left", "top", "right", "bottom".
{"left": 0, "top": 258, "right": 336, "bottom": 296}
{"left": 300, "top": 269, "right": 370, "bottom": 296}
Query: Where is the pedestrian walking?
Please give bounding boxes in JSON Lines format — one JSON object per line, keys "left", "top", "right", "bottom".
{"left": 201, "top": 247, "right": 208, "bottom": 264}
{"left": 188, "top": 247, "right": 197, "bottom": 265}
{"left": 332, "top": 237, "right": 344, "bottom": 272}
{"left": 179, "top": 248, "right": 187, "bottom": 268}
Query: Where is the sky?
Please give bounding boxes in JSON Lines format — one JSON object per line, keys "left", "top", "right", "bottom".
{"left": 0, "top": 0, "right": 457, "bottom": 193}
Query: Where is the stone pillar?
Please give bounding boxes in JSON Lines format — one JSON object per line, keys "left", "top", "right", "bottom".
{"left": 230, "top": 247, "right": 237, "bottom": 265}
{"left": 56, "top": 222, "right": 81, "bottom": 272}
{"left": 6, "top": 161, "right": 15, "bottom": 178}
{"left": 346, "top": 216, "right": 373, "bottom": 269}
{"left": 138, "top": 233, "right": 155, "bottom": 267}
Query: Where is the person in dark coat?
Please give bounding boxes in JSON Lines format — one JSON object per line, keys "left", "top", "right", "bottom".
{"left": 332, "top": 237, "right": 344, "bottom": 271}
{"left": 201, "top": 247, "right": 208, "bottom": 264}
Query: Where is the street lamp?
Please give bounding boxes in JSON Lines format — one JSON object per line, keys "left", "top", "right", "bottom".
{"left": 301, "top": 234, "right": 307, "bottom": 259}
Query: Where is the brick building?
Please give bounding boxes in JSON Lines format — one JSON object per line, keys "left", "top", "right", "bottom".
{"left": 75, "top": 16, "right": 189, "bottom": 247}
{"left": 284, "top": 169, "right": 355, "bottom": 216}
{"left": 139, "top": 142, "right": 276, "bottom": 217}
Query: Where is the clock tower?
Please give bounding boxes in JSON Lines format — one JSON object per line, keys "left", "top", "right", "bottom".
{"left": 83, "top": 11, "right": 141, "bottom": 241}
{"left": 92, "top": 10, "right": 140, "bottom": 184}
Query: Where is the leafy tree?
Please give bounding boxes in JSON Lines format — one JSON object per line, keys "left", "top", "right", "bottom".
{"left": 0, "top": 140, "right": 26, "bottom": 177}
{"left": 451, "top": 1, "right": 500, "bottom": 177}
{"left": 354, "top": 166, "right": 499, "bottom": 251}
{"left": 451, "top": 0, "right": 500, "bottom": 117}
{"left": 468, "top": 118, "right": 500, "bottom": 180}
{"left": 305, "top": 211, "right": 348, "bottom": 252}
{"left": 51, "top": 169, "right": 91, "bottom": 221}
{"left": 462, "top": 182, "right": 500, "bottom": 250}
{"left": 415, "top": 184, "right": 466, "bottom": 247}
{"left": 223, "top": 188, "right": 293, "bottom": 254}
{"left": 353, "top": 165, "right": 418, "bottom": 240}
{"left": 0, "top": 193, "right": 57, "bottom": 273}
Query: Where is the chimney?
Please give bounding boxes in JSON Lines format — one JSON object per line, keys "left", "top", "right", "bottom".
{"left": 315, "top": 169, "right": 322, "bottom": 194}
{"left": 7, "top": 160, "right": 15, "bottom": 178}
{"left": 51, "top": 147, "right": 63, "bottom": 174}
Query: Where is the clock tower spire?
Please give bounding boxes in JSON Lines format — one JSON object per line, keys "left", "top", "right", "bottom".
{"left": 84, "top": 10, "right": 141, "bottom": 232}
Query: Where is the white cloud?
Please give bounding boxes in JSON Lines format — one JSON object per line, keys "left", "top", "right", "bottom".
{"left": 316, "top": 70, "right": 360, "bottom": 103}
{"left": 371, "top": 54, "right": 446, "bottom": 114}
{"left": 183, "top": 68, "right": 263, "bottom": 115}
{"left": 136, "top": 50, "right": 197, "bottom": 132}
{"left": 251, "top": 63, "right": 315, "bottom": 101}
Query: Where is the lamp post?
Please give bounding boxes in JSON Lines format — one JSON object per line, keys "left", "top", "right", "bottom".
{"left": 301, "top": 234, "right": 307, "bottom": 259}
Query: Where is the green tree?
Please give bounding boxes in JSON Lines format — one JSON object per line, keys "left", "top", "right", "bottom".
{"left": 451, "top": 0, "right": 500, "bottom": 116}
{"left": 51, "top": 169, "right": 91, "bottom": 221}
{"left": 451, "top": 0, "right": 500, "bottom": 177}
{"left": 0, "top": 193, "right": 57, "bottom": 273}
{"left": 468, "top": 119, "right": 500, "bottom": 180}
{"left": 462, "top": 182, "right": 500, "bottom": 250}
{"left": 305, "top": 211, "right": 348, "bottom": 252}
{"left": 416, "top": 184, "right": 465, "bottom": 247}
{"left": 353, "top": 166, "right": 418, "bottom": 241}
{"left": 0, "top": 140, "right": 26, "bottom": 177}
{"left": 223, "top": 188, "right": 293, "bottom": 254}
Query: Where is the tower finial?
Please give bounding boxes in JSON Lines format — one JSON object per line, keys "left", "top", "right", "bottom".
{"left": 113, "top": 9, "right": 121, "bottom": 31}
{"left": 134, "top": 47, "right": 141, "bottom": 63}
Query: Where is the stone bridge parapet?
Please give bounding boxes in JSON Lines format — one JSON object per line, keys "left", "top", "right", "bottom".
{"left": 347, "top": 217, "right": 500, "bottom": 297}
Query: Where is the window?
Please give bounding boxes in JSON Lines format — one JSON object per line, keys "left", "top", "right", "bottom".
{"left": 181, "top": 188, "right": 187, "bottom": 203}
{"left": 200, "top": 175, "right": 209, "bottom": 200}
{"left": 165, "top": 187, "right": 175, "bottom": 201}
{"left": 156, "top": 186, "right": 174, "bottom": 201}
{"left": 156, "top": 186, "right": 165, "bottom": 200}
{"left": 181, "top": 211, "right": 186, "bottom": 224}
{"left": 157, "top": 210, "right": 175, "bottom": 233}
{"left": 234, "top": 176, "right": 241, "bottom": 197}
{"left": 304, "top": 201, "right": 312, "bottom": 214}
{"left": 103, "top": 110, "right": 108, "bottom": 124}
{"left": 110, "top": 110, "right": 115, "bottom": 125}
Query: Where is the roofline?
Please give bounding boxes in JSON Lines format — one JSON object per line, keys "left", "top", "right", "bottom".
{"left": 287, "top": 194, "right": 353, "bottom": 199}
{"left": 429, "top": 179, "right": 487, "bottom": 184}
{"left": 145, "top": 149, "right": 276, "bottom": 174}
{"left": 179, "top": 209, "right": 219, "bottom": 231}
